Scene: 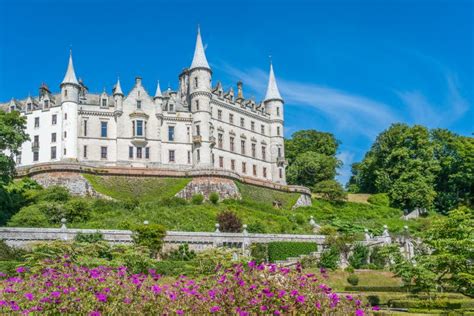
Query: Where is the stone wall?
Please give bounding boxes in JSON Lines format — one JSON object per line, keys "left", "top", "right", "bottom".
{"left": 292, "top": 194, "right": 312, "bottom": 209}
{"left": 175, "top": 177, "right": 241, "bottom": 200}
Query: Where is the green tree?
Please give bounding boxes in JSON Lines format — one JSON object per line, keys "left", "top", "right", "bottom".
{"left": 132, "top": 223, "right": 167, "bottom": 258}
{"left": 285, "top": 130, "right": 340, "bottom": 164}
{"left": 313, "top": 180, "right": 347, "bottom": 201}
{"left": 286, "top": 152, "right": 340, "bottom": 187}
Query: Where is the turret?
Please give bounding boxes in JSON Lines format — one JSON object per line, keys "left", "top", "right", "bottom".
{"left": 154, "top": 80, "right": 163, "bottom": 114}
{"left": 263, "top": 62, "right": 286, "bottom": 184}
{"left": 189, "top": 26, "right": 213, "bottom": 167}
{"left": 113, "top": 77, "right": 124, "bottom": 113}
{"left": 60, "top": 50, "right": 80, "bottom": 103}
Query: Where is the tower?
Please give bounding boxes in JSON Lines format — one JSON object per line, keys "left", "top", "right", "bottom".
{"left": 264, "top": 62, "right": 286, "bottom": 184}
{"left": 189, "top": 26, "right": 213, "bottom": 167}
{"left": 60, "top": 50, "right": 80, "bottom": 160}
{"left": 113, "top": 77, "right": 124, "bottom": 114}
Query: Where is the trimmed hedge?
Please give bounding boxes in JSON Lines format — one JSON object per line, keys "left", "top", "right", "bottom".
{"left": 152, "top": 261, "right": 193, "bottom": 276}
{"left": 388, "top": 299, "right": 474, "bottom": 310}
{"left": 344, "top": 286, "right": 406, "bottom": 292}
{"left": 267, "top": 242, "right": 317, "bottom": 262}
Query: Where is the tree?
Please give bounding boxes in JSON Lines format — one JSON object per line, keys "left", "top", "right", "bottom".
{"left": 132, "top": 223, "right": 167, "bottom": 258}
{"left": 286, "top": 152, "right": 340, "bottom": 187}
{"left": 313, "top": 180, "right": 347, "bottom": 201}
{"left": 285, "top": 130, "right": 340, "bottom": 164}
{"left": 0, "top": 110, "right": 28, "bottom": 185}
{"left": 217, "top": 210, "right": 242, "bottom": 232}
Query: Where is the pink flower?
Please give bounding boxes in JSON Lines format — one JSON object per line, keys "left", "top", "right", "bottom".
{"left": 89, "top": 312, "right": 101, "bottom": 316}
{"left": 176, "top": 310, "right": 184, "bottom": 315}
{"left": 248, "top": 261, "right": 256, "bottom": 269}
{"left": 16, "top": 267, "right": 26, "bottom": 273}
{"left": 355, "top": 309, "right": 365, "bottom": 316}
{"left": 372, "top": 306, "right": 380, "bottom": 311}
{"left": 95, "top": 293, "right": 107, "bottom": 302}
{"left": 24, "top": 293, "right": 34, "bottom": 301}
{"left": 260, "top": 305, "right": 268, "bottom": 311}
{"left": 50, "top": 291, "right": 61, "bottom": 298}
{"left": 151, "top": 284, "right": 162, "bottom": 294}
{"left": 315, "top": 301, "right": 321, "bottom": 309}
{"left": 210, "top": 306, "right": 220, "bottom": 313}
{"left": 296, "top": 295, "right": 305, "bottom": 304}
{"left": 278, "top": 290, "right": 286, "bottom": 298}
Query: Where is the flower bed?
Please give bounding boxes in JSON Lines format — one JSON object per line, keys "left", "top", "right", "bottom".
{"left": 0, "top": 259, "right": 377, "bottom": 315}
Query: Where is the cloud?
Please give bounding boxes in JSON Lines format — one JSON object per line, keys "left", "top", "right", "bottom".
{"left": 219, "top": 64, "right": 399, "bottom": 139}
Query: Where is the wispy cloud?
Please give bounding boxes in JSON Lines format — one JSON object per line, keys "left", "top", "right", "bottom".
{"left": 219, "top": 64, "right": 399, "bottom": 139}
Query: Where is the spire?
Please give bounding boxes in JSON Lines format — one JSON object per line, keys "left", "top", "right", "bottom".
{"left": 61, "top": 49, "right": 79, "bottom": 86}
{"left": 190, "top": 25, "right": 210, "bottom": 70}
{"left": 264, "top": 62, "right": 282, "bottom": 102}
{"left": 154, "top": 80, "right": 163, "bottom": 98}
{"left": 114, "top": 77, "right": 124, "bottom": 95}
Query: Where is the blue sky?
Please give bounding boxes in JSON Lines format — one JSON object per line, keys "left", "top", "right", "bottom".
{"left": 0, "top": 0, "right": 472, "bottom": 184}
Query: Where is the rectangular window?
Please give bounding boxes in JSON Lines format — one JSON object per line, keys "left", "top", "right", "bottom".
{"left": 251, "top": 121, "right": 255, "bottom": 131}
{"left": 168, "top": 126, "right": 175, "bottom": 141}
{"left": 145, "top": 147, "right": 150, "bottom": 159}
{"left": 169, "top": 104, "right": 174, "bottom": 112}
{"left": 34, "top": 117, "right": 39, "bottom": 128}
{"left": 102, "top": 98, "right": 107, "bottom": 107}
{"left": 64, "top": 131, "right": 67, "bottom": 139}
{"left": 251, "top": 143, "right": 256, "bottom": 158}
{"left": 169, "top": 150, "right": 175, "bottom": 162}
{"left": 277, "top": 107, "right": 280, "bottom": 116}
{"left": 195, "top": 100, "right": 200, "bottom": 111}
{"left": 231, "top": 159, "right": 235, "bottom": 171}
{"left": 218, "top": 133, "right": 223, "bottom": 148}
{"left": 132, "top": 121, "right": 135, "bottom": 136}
{"left": 50, "top": 146, "right": 56, "bottom": 159}
{"left": 197, "top": 149, "right": 200, "bottom": 162}
{"left": 64, "top": 113, "right": 67, "bottom": 120}
{"left": 240, "top": 117, "right": 244, "bottom": 128}
{"left": 278, "top": 147, "right": 282, "bottom": 157}
{"left": 101, "top": 146, "right": 108, "bottom": 159}
{"left": 101, "top": 121, "right": 108, "bottom": 137}
{"left": 253, "top": 165, "right": 257, "bottom": 176}
{"left": 137, "top": 147, "right": 142, "bottom": 159}
{"left": 242, "top": 162, "right": 246, "bottom": 174}
{"left": 83, "top": 145, "right": 87, "bottom": 158}
{"left": 261, "top": 125, "right": 265, "bottom": 135}
{"left": 262, "top": 146, "right": 266, "bottom": 161}
{"left": 136, "top": 120, "right": 143, "bottom": 136}
{"left": 84, "top": 120, "right": 88, "bottom": 136}
{"left": 277, "top": 126, "right": 281, "bottom": 136}
{"left": 64, "top": 148, "right": 66, "bottom": 155}
{"left": 196, "top": 125, "right": 200, "bottom": 136}
{"left": 51, "top": 133, "right": 56, "bottom": 143}
{"left": 44, "top": 100, "right": 49, "bottom": 108}
{"left": 229, "top": 113, "right": 234, "bottom": 124}
{"left": 187, "top": 126, "right": 191, "bottom": 141}
{"left": 137, "top": 100, "right": 142, "bottom": 109}
{"left": 279, "top": 168, "right": 283, "bottom": 179}
{"left": 194, "top": 77, "right": 198, "bottom": 88}
{"left": 52, "top": 114, "right": 57, "bottom": 125}
{"left": 217, "top": 109, "right": 222, "bottom": 120}
{"left": 263, "top": 167, "right": 267, "bottom": 178}
{"left": 64, "top": 89, "right": 68, "bottom": 97}
{"left": 33, "top": 151, "right": 39, "bottom": 162}
{"left": 129, "top": 146, "right": 133, "bottom": 159}
{"left": 219, "top": 156, "right": 224, "bottom": 168}
{"left": 241, "top": 140, "right": 245, "bottom": 155}
{"left": 230, "top": 137, "right": 235, "bottom": 152}
{"left": 33, "top": 135, "right": 39, "bottom": 147}
{"left": 187, "top": 151, "right": 191, "bottom": 164}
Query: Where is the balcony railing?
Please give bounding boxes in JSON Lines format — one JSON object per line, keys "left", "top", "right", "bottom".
{"left": 31, "top": 142, "right": 39, "bottom": 152}
{"left": 192, "top": 135, "right": 202, "bottom": 144}
{"left": 276, "top": 156, "right": 288, "bottom": 166}
{"left": 209, "top": 136, "right": 216, "bottom": 146}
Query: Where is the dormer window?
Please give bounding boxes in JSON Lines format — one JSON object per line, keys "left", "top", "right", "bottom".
{"left": 169, "top": 104, "right": 174, "bottom": 112}
{"left": 27, "top": 103, "right": 32, "bottom": 111}
{"left": 44, "top": 100, "right": 49, "bottom": 108}
{"left": 101, "top": 98, "right": 107, "bottom": 107}
{"left": 137, "top": 100, "right": 142, "bottom": 109}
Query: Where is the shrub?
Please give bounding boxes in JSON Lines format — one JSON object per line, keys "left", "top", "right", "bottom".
{"left": 313, "top": 180, "right": 347, "bottom": 201}
{"left": 250, "top": 243, "right": 268, "bottom": 263}
{"left": 159, "top": 196, "right": 187, "bottom": 207}
{"left": 191, "top": 194, "right": 204, "bottom": 205}
{"left": 63, "top": 199, "right": 92, "bottom": 223}
{"left": 369, "top": 246, "right": 389, "bottom": 269}
{"left": 367, "top": 295, "right": 380, "bottom": 306}
{"left": 247, "top": 221, "right": 267, "bottom": 233}
{"left": 132, "top": 223, "right": 167, "bottom": 257}
{"left": 345, "top": 266, "right": 355, "bottom": 273}
{"left": 347, "top": 274, "right": 359, "bottom": 286}
{"left": 152, "top": 260, "right": 192, "bottom": 276}
{"left": 300, "top": 255, "right": 319, "bottom": 269}
{"left": 165, "top": 244, "right": 196, "bottom": 261}
{"left": 209, "top": 192, "right": 219, "bottom": 204}
{"left": 318, "top": 225, "right": 338, "bottom": 236}
{"left": 74, "top": 232, "right": 104, "bottom": 243}
{"left": 0, "top": 260, "right": 20, "bottom": 275}
{"left": 37, "top": 185, "right": 70, "bottom": 202}
{"left": 318, "top": 246, "right": 340, "bottom": 270}
{"left": 267, "top": 242, "right": 317, "bottom": 262}
{"left": 368, "top": 193, "right": 390, "bottom": 207}
{"left": 7, "top": 205, "right": 49, "bottom": 227}
{"left": 0, "top": 240, "right": 27, "bottom": 261}
{"left": 217, "top": 210, "right": 242, "bottom": 232}
{"left": 348, "top": 243, "right": 369, "bottom": 269}
{"left": 121, "top": 198, "right": 139, "bottom": 210}
{"left": 191, "top": 247, "right": 249, "bottom": 276}
{"left": 344, "top": 286, "right": 405, "bottom": 292}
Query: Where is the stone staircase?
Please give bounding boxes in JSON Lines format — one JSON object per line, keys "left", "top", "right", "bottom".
{"left": 275, "top": 251, "right": 321, "bottom": 267}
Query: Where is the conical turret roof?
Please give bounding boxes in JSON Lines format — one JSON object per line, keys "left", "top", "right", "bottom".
{"left": 154, "top": 81, "right": 163, "bottom": 98}
{"left": 264, "top": 63, "right": 282, "bottom": 102}
{"left": 61, "top": 50, "right": 79, "bottom": 86}
{"left": 190, "top": 26, "right": 210, "bottom": 70}
{"left": 114, "top": 78, "right": 124, "bottom": 95}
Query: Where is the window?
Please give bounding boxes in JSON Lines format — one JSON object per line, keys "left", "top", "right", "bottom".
{"left": 231, "top": 159, "right": 235, "bottom": 171}
{"left": 102, "top": 98, "right": 107, "bottom": 107}
{"left": 218, "top": 110, "right": 222, "bottom": 120}
{"left": 34, "top": 117, "right": 39, "bottom": 128}
{"left": 33, "top": 151, "right": 39, "bottom": 162}
{"left": 132, "top": 121, "right": 135, "bottom": 136}
{"left": 136, "top": 120, "right": 143, "bottom": 136}
{"left": 44, "top": 100, "right": 49, "bottom": 108}
{"left": 261, "top": 125, "right": 265, "bottom": 135}
{"left": 50, "top": 146, "right": 56, "bottom": 159}
{"left": 277, "top": 126, "right": 281, "bottom": 136}
{"left": 64, "top": 131, "right": 67, "bottom": 139}
{"left": 64, "top": 89, "right": 68, "bottom": 97}
{"left": 64, "top": 148, "right": 66, "bottom": 155}
{"left": 196, "top": 125, "right": 200, "bottom": 136}
{"left": 168, "top": 126, "right": 175, "bottom": 141}
{"left": 84, "top": 120, "right": 88, "bottom": 136}
{"left": 240, "top": 117, "right": 244, "bottom": 127}
{"left": 196, "top": 100, "right": 199, "bottom": 111}
{"left": 278, "top": 147, "right": 282, "bottom": 157}
{"left": 145, "top": 147, "right": 150, "bottom": 159}
{"left": 33, "top": 135, "right": 39, "bottom": 147}
{"left": 263, "top": 167, "right": 267, "bottom": 178}
{"left": 262, "top": 146, "right": 266, "bottom": 161}
{"left": 197, "top": 149, "right": 200, "bottom": 162}
{"left": 27, "top": 103, "right": 32, "bottom": 111}
{"left": 251, "top": 143, "right": 256, "bottom": 158}
{"left": 277, "top": 107, "right": 280, "bottom": 116}
{"left": 169, "top": 104, "right": 174, "bottom": 112}
{"left": 242, "top": 162, "right": 247, "bottom": 174}
{"left": 137, "top": 100, "right": 142, "bottom": 109}
{"left": 169, "top": 150, "right": 175, "bottom": 162}
{"left": 52, "top": 114, "right": 57, "bottom": 125}
{"left": 229, "top": 113, "right": 234, "bottom": 124}
{"left": 129, "top": 146, "right": 133, "bottom": 159}
{"left": 83, "top": 145, "right": 87, "bottom": 158}
{"left": 279, "top": 168, "right": 283, "bottom": 179}
{"left": 101, "top": 146, "right": 108, "bottom": 159}
{"left": 187, "top": 151, "right": 191, "bottom": 164}
{"left": 230, "top": 137, "right": 235, "bottom": 152}
{"left": 64, "top": 113, "right": 67, "bottom": 120}
{"left": 194, "top": 77, "right": 198, "bottom": 88}
{"left": 187, "top": 126, "right": 191, "bottom": 141}
{"left": 51, "top": 133, "right": 56, "bottom": 143}
{"left": 219, "top": 156, "right": 224, "bottom": 168}
{"left": 253, "top": 165, "right": 257, "bottom": 176}
{"left": 241, "top": 140, "right": 246, "bottom": 155}
{"left": 251, "top": 121, "right": 255, "bottom": 131}
{"left": 137, "top": 147, "right": 142, "bottom": 159}
{"left": 101, "top": 121, "right": 108, "bottom": 137}
{"left": 16, "top": 154, "right": 21, "bottom": 165}
{"left": 218, "top": 133, "right": 223, "bottom": 148}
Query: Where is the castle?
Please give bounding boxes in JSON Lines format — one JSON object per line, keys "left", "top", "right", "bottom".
{"left": 1, "top": 28, "right": 287, "bottom": 185}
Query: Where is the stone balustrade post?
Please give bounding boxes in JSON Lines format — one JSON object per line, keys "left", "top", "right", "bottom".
{"left": 60, "top": 218, "right": 68, "bottom": 241}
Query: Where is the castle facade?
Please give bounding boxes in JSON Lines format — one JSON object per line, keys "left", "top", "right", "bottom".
{"left": 1, "top": 28, "right": 287, "bottom": 184}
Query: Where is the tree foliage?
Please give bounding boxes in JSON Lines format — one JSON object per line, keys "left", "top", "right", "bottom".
{"left": 285, "top": 130, "right": 340, "bottom": 164}
{"left": 313, "top": 180, "right": 347, "bottom": 201}
{"left": 217, "top": 210, "right": 243, "bottom": 232}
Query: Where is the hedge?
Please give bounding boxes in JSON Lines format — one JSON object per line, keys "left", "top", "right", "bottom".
{"left": 388, "top": 299, "right": 474, "bottom": 310}
{"left": 152, "top": 261, "right": 193, "bottom": 276}
{"left": 344, "top": 286, "right": 406, "bottom": 292}
{"left": 267, "top": 242, "right": 317, "bottom": 262}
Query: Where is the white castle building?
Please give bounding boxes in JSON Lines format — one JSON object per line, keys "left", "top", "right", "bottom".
{"left": 1, "top": 28, "right": 287, "bottom": 184}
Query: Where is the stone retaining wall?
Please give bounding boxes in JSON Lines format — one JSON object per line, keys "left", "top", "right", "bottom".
{"left": 176, "top": 177, "right": 241, "bottom": 200}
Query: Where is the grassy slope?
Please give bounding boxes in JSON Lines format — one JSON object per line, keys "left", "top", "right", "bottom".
{"left": 236, "top": 182, "right": 301, "bottom": 210}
